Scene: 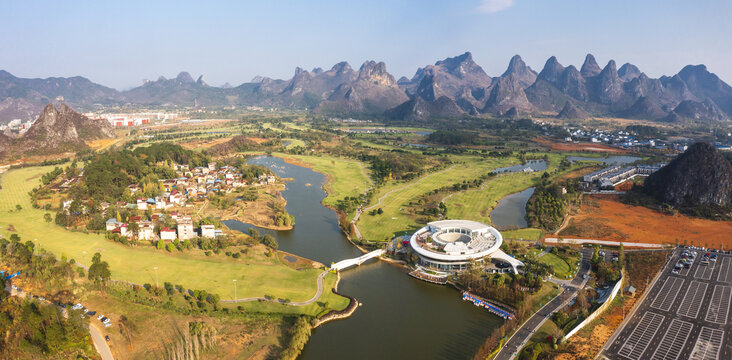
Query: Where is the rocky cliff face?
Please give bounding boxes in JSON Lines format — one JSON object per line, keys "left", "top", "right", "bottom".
{"left": 402, "top": 52, "right": 493, "bottom": 99}
{"left": 556, "top": 101, "right": 589, "bottom": 119}
{"left": 644, "top": 142, "right": 732, "bottom": 209}
{"left": 315, "top": 61, "right": 408, "bottom": 114}
{"left": 385, "top": 95, "right": 463, "bottom": 122}
{"left": 0, "top": 103, "right": 114, "bottom": 158}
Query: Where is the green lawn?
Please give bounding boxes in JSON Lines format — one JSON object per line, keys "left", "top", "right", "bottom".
{"left": 282, "top": 138, "right": 305, "bottom": 149}
{"left": 0, "top": 166, "right": 347, "bottom": 316}
{"left": 357, "top": 155, "right": 522, "bottom": 241}
{"left": 445, "top": 171, "right": 537, "bottom": 225}
{"left": 538, "top": 253, "right": 574, "bottom": 279}
{"left": 274, "top": 153, "right": 372, "bottom": 215}
{"left": 502, "top": 228, "right": 544, "bottom": 241}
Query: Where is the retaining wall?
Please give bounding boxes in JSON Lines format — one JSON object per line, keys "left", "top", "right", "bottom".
{"left": 565, "top": 271, "right": 624, "bottom": 339}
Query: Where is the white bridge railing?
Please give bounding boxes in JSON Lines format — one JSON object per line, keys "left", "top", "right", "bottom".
{"left": 330, "top": 249, "right": 384, "bottom": 271}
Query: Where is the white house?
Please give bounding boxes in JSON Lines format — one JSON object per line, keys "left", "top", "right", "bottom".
{"left": 106, "top": 218, "right": 119, "bottom": 231}
{"left": 200, "top": 224, "right": 216, "bottom": 238}
{"left": 138, "top": 221, "right": 154, "bottom": 240}
{"left": 119, "top": 223, "right": 128, "bottom": 237}
{"left": 160, "top": 227, "right": 176, "bottom": 241}
{"left": 136, "top": 198, "right": 147, "bottom": 210}
{"left": 177, "top": 217, "right": 195, "bottom": 240}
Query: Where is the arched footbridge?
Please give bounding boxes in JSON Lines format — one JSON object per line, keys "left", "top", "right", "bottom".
{"left": 330, "top": 249, "right": 384, "bottom": 271}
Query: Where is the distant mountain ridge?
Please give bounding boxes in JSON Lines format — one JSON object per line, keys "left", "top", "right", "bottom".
{"left": 1, "top": 53, "right": 732, "bottom": 124}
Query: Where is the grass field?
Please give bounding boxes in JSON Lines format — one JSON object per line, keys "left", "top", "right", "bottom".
{"left": 357, "top": 155, "right": 522, "bottom": 241}
{"left": 445, "top": 171, "right": 537, "bottom": 225}
{"left": 282, "top": 138, "right": 305, "bottom": 149}
{"left": 538, "top": 253, "right": 573, "bottom": 278}
{"left": 275, "top": 153, "right": 372, "bottom": 216}
{"left": 502, "top": 228, "right": 544, "bottom": 241}
{"left": 0, "top": 166, "right": 347, "bottom": 316}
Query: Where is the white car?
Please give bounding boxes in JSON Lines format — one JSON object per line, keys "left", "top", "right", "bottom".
{"left": 97, "top": 314, "right": 105, "bottom": 320}
{"left": 103, "top": 318, "right": 111, "bottom": 324}
{"left": 72, "top": 303, "right": 83, "bottom": 310}
{"left": 104, "top": 322, "right": 112, "bottom": 328}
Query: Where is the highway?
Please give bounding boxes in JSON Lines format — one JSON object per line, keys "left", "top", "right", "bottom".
{"left": 495, "top": 247, "right": 592, "bottom": 360}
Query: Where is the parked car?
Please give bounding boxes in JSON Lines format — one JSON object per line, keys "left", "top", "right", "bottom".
{"left": 87, "top": 311, "right": 97, "bottom": 316}
{"left": 97, "top": 314, "right": 105, "bottom": 320}
{"left": 104, "top": 322, "right": 112, "bottom": 328}
{"left": 105, "top": 335, "right": 110, "bottom": 341}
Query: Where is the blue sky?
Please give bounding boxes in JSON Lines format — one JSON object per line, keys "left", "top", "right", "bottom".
{"left": 1, "top": 0, "right": 731, "bottom": 90}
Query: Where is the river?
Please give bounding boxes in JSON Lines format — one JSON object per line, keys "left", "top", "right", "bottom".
{"left": 224, "top": 156, "right": 503, "bottom": 360}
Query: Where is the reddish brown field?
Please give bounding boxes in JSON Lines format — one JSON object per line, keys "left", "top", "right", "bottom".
{"left": 557, "top": 195, "right": 732, "bottom": 249}
{"left": 534, "top": 137, "right": 627, "bottom": 153}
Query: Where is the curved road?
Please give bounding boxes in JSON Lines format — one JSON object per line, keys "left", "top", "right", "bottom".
{"left": 221, "top": 270, "right": 327, "bottom": 305}
{"left": 495, "top": 247, "right": 592, "bottom": 360}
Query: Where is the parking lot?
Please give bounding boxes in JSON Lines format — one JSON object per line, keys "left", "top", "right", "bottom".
{"left": 602, "top": 247, "right": 732, "bottom": 360}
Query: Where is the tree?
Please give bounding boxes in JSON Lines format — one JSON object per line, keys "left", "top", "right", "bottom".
{"left": 166, "top": 243, "right": 175, "bottom": 252}
{"left": 127, "top": 221, "right": 140, "bottom": 236}
{"left": 156, "top": 240, "right": 165, "bottom": 250}
{"left": 247, "top": 228, "right": 260, "bottom": 240}
{"left": 261, "top": 234, "right": 278, "bottom": 249}
{"left": 44, "top": 213, "right": 52, "bottom": 223}
{"left": 15, "top": 204, "right": 22, "bottom": 211}
{"left": 88, "top": 252, "right": 111, "bottom": 285}
{"left": 377, "top": 208, "right": 383, "bottom": 215}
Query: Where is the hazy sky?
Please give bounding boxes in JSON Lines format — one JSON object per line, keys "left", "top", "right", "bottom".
{"left": 1, "top": 0, "right": 731, "bottom": 90}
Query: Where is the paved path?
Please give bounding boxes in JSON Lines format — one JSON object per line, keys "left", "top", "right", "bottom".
{"left": 350, "top": 161, "right": 375, "bottom": 240}
{"left": 495, "top": 248, "right": 592, "bottom": 360}
{"left": 89, "top": 323, "right": 114, "bottom": 360}
{"left": 545, "top": 237, "right": 664, "bottom": 249}
{"left": 352, "top": 164, "right": 455, "bottom": 240}
{"left": 221, "top": 270, "right": 327, "bottom": 305}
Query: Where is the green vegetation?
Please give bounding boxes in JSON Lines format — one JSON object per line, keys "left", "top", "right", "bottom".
{"left": 277, "top": 153, "right": 372, "bottom": 216}
{"left": 502, "top": 228, "right": 543, "bottom": 241}
{"left": 358, "top": 155, "right": 520, "bottom": 241}
{"left": 0, "top": 166, "right": 347, "bottom": 316}
{"left": 0, "top": 298, "right": 94, "bottom": 359}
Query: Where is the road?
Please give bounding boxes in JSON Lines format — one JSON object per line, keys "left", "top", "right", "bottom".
{"left": 5, "top": 284, "right": 114, "bottom": 360}
{"left": 221, "top": 270, "right": 327, "bottom": 305}
{"left": 495, "top": 247, "right": 592, "bottom": 360}
{"left": 89, "top": 323, "right": 114, "bottom": 360}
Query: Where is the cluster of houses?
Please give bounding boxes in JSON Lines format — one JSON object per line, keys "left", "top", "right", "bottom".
{"left": 105, "top": 213, "right": 222, "bottom": 241}
{"left": 127, "top": 162, "right": 276, "bottom": 208}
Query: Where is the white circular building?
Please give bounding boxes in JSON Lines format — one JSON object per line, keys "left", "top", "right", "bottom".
{"left": 409, "top": 220, "right": 523, "bottom": 274}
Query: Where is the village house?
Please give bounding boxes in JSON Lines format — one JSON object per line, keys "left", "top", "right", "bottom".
{"left": 138, "top": 220, "right": 154, "bottom": 240}
{"left": 106, "top": 218, "right": 120, "bottom": 231}
{"left": 136, "top": 198, "right": 147, "bottom": 210}
{"left": 160, "top": 227, "right": 176, "bottom": 241}
{"left": 177, "top": 217, "right": 195, "bottom": 240}
{"left": 200, "top": 224, "right": 216, "bottom": 238}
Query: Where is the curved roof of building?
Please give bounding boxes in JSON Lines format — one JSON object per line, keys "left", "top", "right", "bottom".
{"left": 428, "top": 219, "right": 490, "bottom": 232}
{"left": 410, "top": 221, "right": 503, "bottom": 262}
